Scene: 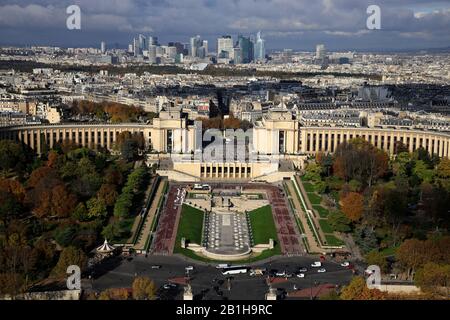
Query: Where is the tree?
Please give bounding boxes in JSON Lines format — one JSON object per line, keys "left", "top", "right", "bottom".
{"left": 413, "top": 160, "right": 435, "bottom": 182}
{"left": 86, "top": 197, "right": 107, "bottom": 219}
{"left": 340, "top": 276, "right": 388, "bottom": 300}
{"left": 102, "top": 221, "right": 121, "bottom": 240}
{"left": 121, "top": 139, "right": 139, "bottom": 162}
{"left": 414, "top": 262, "right": 450, "bottom": 295}
{"left": 71, "top": 203, "right": 89, "bottom": 222}
{"left": 328, "top": 211, "right": 351, "bottom": 233}
{"left": 52, "top": 246, "right": 87, "bottom": 277}
{"left": 97, "top": 184, "right": 119, "bottom": 207}
{"left": 353, "top": 225, "right": 379, "bottom": 254}
{"left": 341, "top": 192, "right": 364, "bottom": 221}
{"left": 0, "top": 140, "right": 27, "bottom": 172}
{"left": 436, "top": 158, "right": 450, "bottom": 179}
{"left": 98, "top": 288, "right": 130, "bottom": 300}
{"left": 132, "top": 276, "right": 157, "bottom": 300}
{"left": 333, "top": 139, "right": 388, "bottom": 186}
{"left": 304, "top": 162, "right": 322, "bottom": 182}
{"left": 365, "top": 250, "right": 388, "bottom": 273}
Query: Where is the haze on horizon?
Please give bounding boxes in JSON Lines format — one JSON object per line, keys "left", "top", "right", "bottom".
{"left": 0, "top": 0, "right": 450, "bottom": 51}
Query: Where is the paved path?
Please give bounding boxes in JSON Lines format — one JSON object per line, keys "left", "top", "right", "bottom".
{"left": 286, "top": 181, "right": 324, "bottom": 254}
{"left": 133, "top": 180, "right": 166, "bottom": 250}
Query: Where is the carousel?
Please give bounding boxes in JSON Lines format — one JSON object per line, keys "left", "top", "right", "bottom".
{"left": 96, "top": 239, "right": 116, "bottom": 256}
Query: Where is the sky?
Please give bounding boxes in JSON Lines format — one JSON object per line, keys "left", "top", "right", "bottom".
{"left": 0, "top": 0, "right": 450, "bottom": 51}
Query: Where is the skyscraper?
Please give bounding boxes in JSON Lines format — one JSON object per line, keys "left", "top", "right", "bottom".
{"left": 238, "top": 35, "right": 253, "bottom": 63}
{"left": 217, "top": 35, "right": 234, "bottom": 59}
{"left": 148, "top": 45, "right": 157, "bottom": 63}
{"left": 202, "top": 40, "right": 208, "bottom": 56}
{"left": 190, "top": 35, "right": 202, "bottom": 57}
{"left": 316, "top": 44, "right": 326, "bottom": 60}
{"left": 253, "top": 31, "right": 265, "bottom": 61}
{"left": 148, "top": 36, "right": 158, "bottom": 47}
{"left": 100, "top": 41, "right": 106, "bottom": 54}
{"left": 138, "top": 34, "right": 147, "bottom": 55}
{"left": 133, "top": 38, "right": 139, "bottom": 57}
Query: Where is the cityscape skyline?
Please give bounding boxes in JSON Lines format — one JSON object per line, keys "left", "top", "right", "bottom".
{"left": 1, "top": 1, "right": 450, "bottom": 51}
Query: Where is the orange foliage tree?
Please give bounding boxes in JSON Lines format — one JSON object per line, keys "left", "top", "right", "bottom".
{"left": 340, "top": 192, "right": 364, "bottom": 221}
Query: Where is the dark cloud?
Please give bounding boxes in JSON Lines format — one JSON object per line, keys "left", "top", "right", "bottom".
{"left": 0, "top": 0, "right": 449, "bottom": 50}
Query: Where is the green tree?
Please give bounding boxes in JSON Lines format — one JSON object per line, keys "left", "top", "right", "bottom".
{"left": 0, "top": 140, "right": 27, "bottom": 172}
{"left": 328, "top": 211, "right": 351, "bottom": 233}
{"left": 413, "top": 160, "right": 435, "bottom": 182}
{"left": 87, "top": 197, "right": 108, "bottom": 219}
{"left": 365, "top": 250, "right": 388, "bottom": 273}
{"left": 102, "top": 222, "right": 121, "bottom": 240}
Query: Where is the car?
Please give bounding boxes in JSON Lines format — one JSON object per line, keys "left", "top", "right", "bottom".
{"left": 163, "top": 283, "right": 177, "bottom": 290}
{"left": 340, "top": 262, "right": 350, "bottom": 267}
{"left": 317, "top": 268, "right": 327, "bottom": 273}
{"left": 249, "top": 269, "right": 265, "bottom": 277}
{"left": 298, "top": 267, "right": 308, "bottom": 272}
{"left": 216, "top": 264, "right": 229, "bottom": 269}
{"left": 275, "top": 271, "right": 287, "bottom": 277}
{"left": 311, "top": 261, "right": 322, "bottom": 267}
{"left": 185, "top": 266, "right": 194, "bottom": 271}
{"left": 151, "top": 265, "right": 162, "bottom": 269}
{"left": 296, "top": 273, "right": 305, "bottom": 278}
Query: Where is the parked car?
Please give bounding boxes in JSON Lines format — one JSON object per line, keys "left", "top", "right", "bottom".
{"left": 163, "top": 283, "right": 177, "bottom": 290}
{"left": 249, "top": 268, "right": 265, "bottom": 277}
{"left": 151, "top": 265, "right": 162, "bottom": 269}
{"left": 185, "top": 266, "right": 194, "bottom": 271}
{"left": 311, "top": 261, "right": 322, "bottom": 267}
{"left": 298, "top": 267, "right": 308, "bottom": 272}
{"left": 340, "top": 262, "right": 350, "bottom": 267}
{"left": 296, "top": 273, "right": 305, "bottom": 278}
{"left": 317, "top": 268, "right": 327, "bottom": 273}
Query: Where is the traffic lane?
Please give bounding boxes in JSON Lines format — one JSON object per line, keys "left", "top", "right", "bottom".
{"left": 92, "top": 255, "right": 352, "bottom": 293}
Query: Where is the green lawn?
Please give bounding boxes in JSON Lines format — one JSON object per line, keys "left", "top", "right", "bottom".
{"left": 174, "top": 204, "right": 281, "bottom": 262}
{"left": 307, "top": 192, "right": 322, "bottom": 205}
{"left": 324, "top": 234, "right": 345, "bottom": 246}
{"left": 173, "top": 204, "right": 204, "bottom": 255}
{"left": 248, "top": 205, "right": 279, "bottom": 245}
{"left": 303, "top": 182, "right": 315, "bottom": 193}
{"left": 313, "top": 205, "right": 329, "bottom": 218}
{"left": 319, "top": 219, "right": 334, "bottom": 234}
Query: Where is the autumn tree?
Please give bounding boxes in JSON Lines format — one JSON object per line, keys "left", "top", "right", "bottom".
{"left": 340, "top": 192, "right": 364, "bottom": 221}
{"left": 333, "top": 138, "right": 388, "bottom": 186}
{"left": 52, "top": 246, "right": 87, "bottom": 277}
{"left": 98, "top": 288, "right": 130, "bottom": 300}
{"left": 340, "top": 276, "right": 388, "bottom": 300}
{"left": 414, "top": 262, "right": 450, "bottom": 295}
{"left": 97, "top": 184, "right": 119, "bottom": 207}
{"left": 132, "top": 276, "right": 157, "bottom": 300}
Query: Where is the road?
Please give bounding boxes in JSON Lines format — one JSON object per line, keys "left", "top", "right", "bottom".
{"left": 90, "top": 255, "right": 353, "bottom": 300}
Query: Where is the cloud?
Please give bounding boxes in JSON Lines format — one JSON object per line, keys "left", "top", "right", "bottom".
{"left": 0, "top": 0, "right": 449, "bottom": 49}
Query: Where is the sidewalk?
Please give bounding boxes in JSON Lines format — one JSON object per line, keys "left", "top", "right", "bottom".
{"left": 286, "top": 181, "right": 323, "bottom": 254}
{"left": 133, "top": 180, "right": 166, "bottom": 250}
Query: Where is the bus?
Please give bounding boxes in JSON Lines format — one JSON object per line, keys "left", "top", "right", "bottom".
{"left": 193, "top": 184, "right": 210, "bottom": 191}
{"left": 221, "top": 266, "right": 248, "bottom": 275}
